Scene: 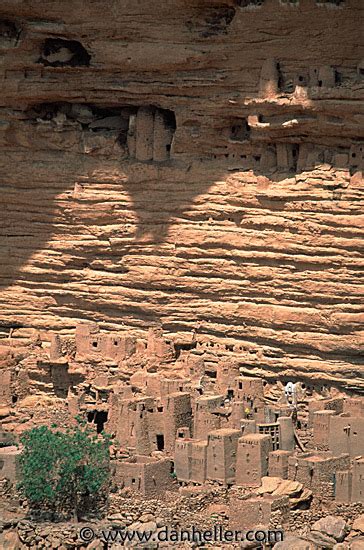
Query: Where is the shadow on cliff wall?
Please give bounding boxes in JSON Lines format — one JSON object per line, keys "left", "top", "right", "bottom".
{"left": 120, "top": 151, "right": 356, "bottom": 245}
{"left": 0, "top": 133, "right": 356, "bottom": 304}
{"left": 0, "top": 0, "right": 362, "bottom": 305}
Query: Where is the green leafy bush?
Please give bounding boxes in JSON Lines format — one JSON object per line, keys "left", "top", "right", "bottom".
{"left": 18, "top": 421, "right": 110, "bottom": 520}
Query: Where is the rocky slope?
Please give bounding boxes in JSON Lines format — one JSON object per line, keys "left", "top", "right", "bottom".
{"left": 0, "top": 0, "right": 363, "bottom": 389}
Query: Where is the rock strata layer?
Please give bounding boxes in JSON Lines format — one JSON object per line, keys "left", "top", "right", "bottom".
{"left": 0, "top": 0, "right": 363, "bottom": 388}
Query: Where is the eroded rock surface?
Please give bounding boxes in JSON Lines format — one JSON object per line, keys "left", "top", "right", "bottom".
{"left": 0, "top": 0, "right": 363, "bottom": 389}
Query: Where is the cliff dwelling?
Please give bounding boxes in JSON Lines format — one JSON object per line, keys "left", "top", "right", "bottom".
{"left": 0, "top": 0, "right": 363, "bottom": 548}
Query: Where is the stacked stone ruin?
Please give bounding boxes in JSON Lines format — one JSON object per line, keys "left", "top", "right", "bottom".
{"left": 1, "top": 323, "right": 363, "bottom": 532}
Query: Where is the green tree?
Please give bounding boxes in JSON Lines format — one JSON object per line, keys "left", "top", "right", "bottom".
{"left": 18, "top": 421, "right": 110, "bottom": 520}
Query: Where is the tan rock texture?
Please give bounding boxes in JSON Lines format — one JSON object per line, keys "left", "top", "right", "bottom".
{"left": 0, "top": 0, "right": 363, "bottom": 389}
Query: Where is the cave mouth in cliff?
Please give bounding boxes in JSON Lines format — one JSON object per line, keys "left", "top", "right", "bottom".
{"left": 317, "top": 0, "right": 344, "bottom": 5}
{"left": 186, "top": 5, "right": 236, "bottom": 38}
{"left": 236, "top": 0, "right": 263, "bottom": 7}
{"left": 175, "top": 340, "right": 197, "bottom": 359}
{"left": 26, "top": 101, "right": 135, "bottom": 146}
{"left": 230, "top": 118, "right": 250, "bottom": 142}
{"left": 0, "top": 19, "right": 20, "bottom": 46}
{"left": 160, "top": 108, "right": 177, "bottom": 133}
{"left": 204, "top": 6, "right": 236, "bottom": 33}
{"left": 38, "top": 38, "right": 91, "bottom": 67}
{"left": 24, "top": 102, "right": 177, "bottom": 155}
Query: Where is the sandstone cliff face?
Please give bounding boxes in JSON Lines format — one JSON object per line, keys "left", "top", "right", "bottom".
{"left": 0, "top": 0, "right": 363, "bottom": 389}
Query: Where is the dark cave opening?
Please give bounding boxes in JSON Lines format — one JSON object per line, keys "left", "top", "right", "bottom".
{"left": 38, "top": 38, "right": 91, "bottom": 67}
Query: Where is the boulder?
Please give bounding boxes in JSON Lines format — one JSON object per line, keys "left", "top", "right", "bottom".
{"left": 139, "top": 521, "right": 157, "bottom": 533}
{"left": 308, "top": 530, "right": 337, "bottom": 549}
{"left": 273, "top": 535, "right": 316, "bottom": 549}
{"left": 257, "top": 477, "right": 282, "bottom": 494}
{"left": 272, "top": 479, "right": 303, "bottom": 497}
{"left": 1, "top": 530, "right": 22, "bottom": 549}
{"left": 155, "top": 517, "right": 164, "bottom": 528}
{"left": 312, "top": 516, "right": 348, "bottom": 542}
{"left": 127, "top": 521, "right": 144, "bottom": 532}
{"left": 0, "top": 407, "right": 11, "bottom": 418}
{"left": 107, "top": 513, "right": 125, "bottom": 521}
{"left": 139, "top": 513, "right": 155, "bottom": 523}
{"left": 352, "top": 515, "right": 364, "bottom": 534}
